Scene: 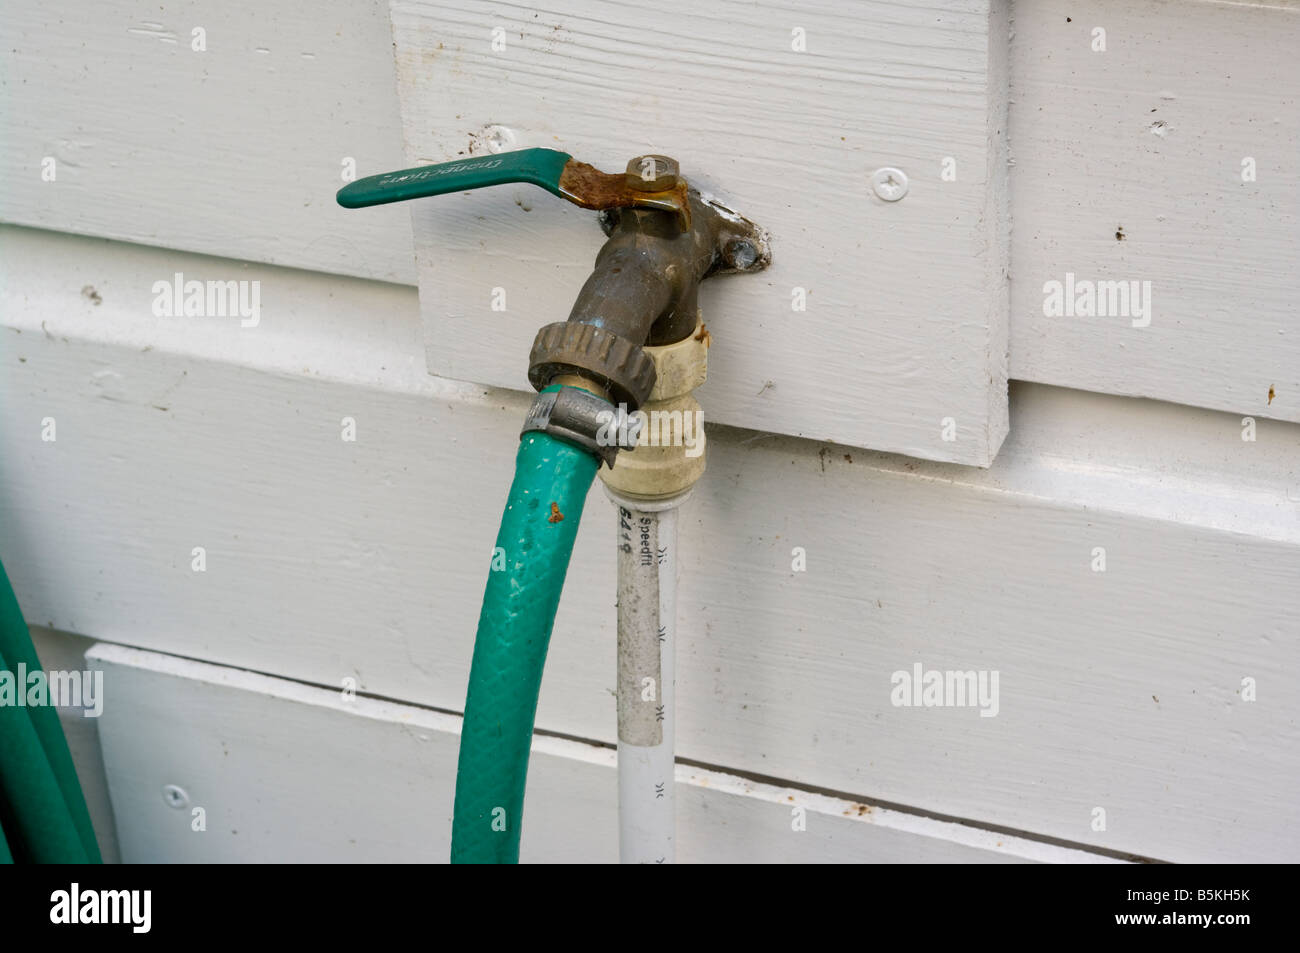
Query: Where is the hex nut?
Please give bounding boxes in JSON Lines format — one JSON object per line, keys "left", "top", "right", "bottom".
{"left": 626, "top": 155, "right": 680, "bottom": 192}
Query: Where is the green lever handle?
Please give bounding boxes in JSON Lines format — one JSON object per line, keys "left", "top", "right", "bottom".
{"left": 337, "top": 148, "right": 571, "bottom": 209}
{"left": 337, "top": 147, "right": 690, "bottom": 229}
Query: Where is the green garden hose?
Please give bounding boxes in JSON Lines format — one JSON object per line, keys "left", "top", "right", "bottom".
{"left": 0, "top": 558, "right": 101, "bottom": 863}
{"left": 451, "top": 410, "right": 601, "bottom": 864}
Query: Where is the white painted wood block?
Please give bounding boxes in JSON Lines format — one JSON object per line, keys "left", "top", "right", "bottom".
{"left": 1008, "top": 0, "right": 1300, "bottom": 423}
{"left": 390, "top": 0, "right": 1011, "bottom": 465}
{"left": 88, "top": 643, "right": 1117, "bottom": 863}
{"left": 0, "top": 0, "right": 415, "bottom": 283}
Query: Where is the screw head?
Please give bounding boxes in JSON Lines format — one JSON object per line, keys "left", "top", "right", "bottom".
{"left": 162, "top": 784, "right": 190, "bottom": 809}
{"left": 870, "top": 167, "right": 909, "bottom": 202}
{"left": 626, "top": 155, "right": 679, "bottom": 192}
{"left": 723, "top": 238, "right": 759, "bottom": 270}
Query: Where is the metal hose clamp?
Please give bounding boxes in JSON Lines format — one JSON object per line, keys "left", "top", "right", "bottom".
{"left": 521, "top": 387, "right": 643, "bottom": 468}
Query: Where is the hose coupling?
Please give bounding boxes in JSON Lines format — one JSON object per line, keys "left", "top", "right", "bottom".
{"left": 599, "top": 318, "right": 709, "bottom": 501}
{"left": 521, "top": 386, "right": 643, "bottom": 468}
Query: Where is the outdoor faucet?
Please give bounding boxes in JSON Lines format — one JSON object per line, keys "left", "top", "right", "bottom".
{"left": 337, "top": 146, "right": 769, "bottom": 864}
{"left": 338, "top": 148, "right": 769, "bottom": 414}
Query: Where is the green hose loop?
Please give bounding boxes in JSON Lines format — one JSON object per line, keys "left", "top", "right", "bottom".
{"left": 451, "top": 400, "right": 602, "bottom": 864}
{"left": 0, "top": 559, "right": 101, "bottom": 863}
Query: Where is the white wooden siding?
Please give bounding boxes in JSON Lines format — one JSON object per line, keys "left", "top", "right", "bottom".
{"left": 3, "top": 1, "right": 1293, "bottom": 430}
{"left": 1008, "top": 0, "right": 1300, "bottom": 424}
{"left": 1, "top": 0, "right": 1297, "bottom": 865}
{"left": 88, "top": 642, "right": 1120, "bottom": 863}
{"left": 3, "top": 225, "right": 1296, "bottom": 862}
{"left": 0, "top": 0, "right": 415, "bottom": 283}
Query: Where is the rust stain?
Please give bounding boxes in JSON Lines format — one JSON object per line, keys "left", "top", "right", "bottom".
{"left": 693, "top": 323, "right": 711, "bottom": 348}
{"left": 557, "top": 159, "right": 628, "bottom": 209}
{"left": 557, "top": 158, "right": 691, "bottom": 229}
{"left": 1115, "top": 225, "right": 1126, "bottom": 241}
{"left": 1268, "top": 385, "right": 1276, "bottom": 405}
{"left": 548, "top": 502, "right": 564, "bottom": 523}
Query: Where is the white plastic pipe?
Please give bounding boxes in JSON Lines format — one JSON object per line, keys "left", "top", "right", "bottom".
{"left": 607, "top": 490, "right": 685, "bottom": 864}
